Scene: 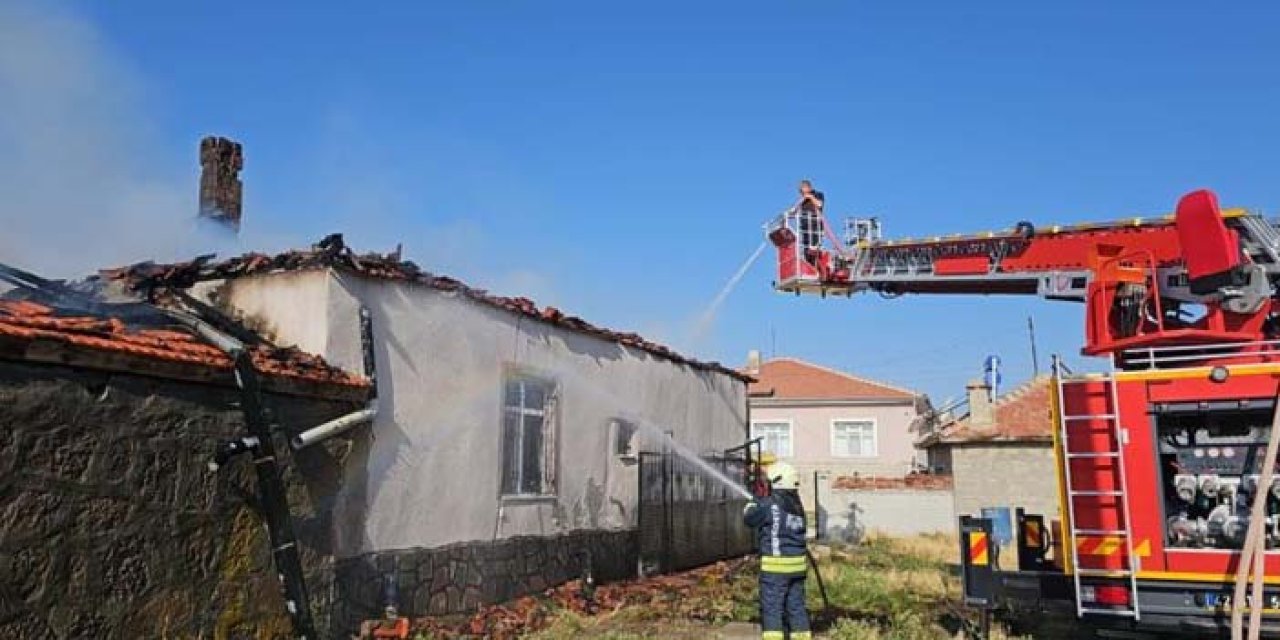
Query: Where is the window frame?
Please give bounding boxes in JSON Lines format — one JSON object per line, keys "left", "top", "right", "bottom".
{"left": 499, "top": 368, "right": 560, "bottom": 500}
{"left": 612, "top": 417, "right": 639, "bottom": 460}
{"left": 830, "top": 418, "right": 879, "bottom": 458}
{"left": 750, "top": 419, "right": 794, "bottom": 458}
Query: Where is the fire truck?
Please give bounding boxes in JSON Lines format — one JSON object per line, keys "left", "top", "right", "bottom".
{"left": 766, "top": 190, "right": 1280, "bottom": 637}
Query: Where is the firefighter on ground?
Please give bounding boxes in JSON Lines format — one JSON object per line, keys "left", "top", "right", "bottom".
{"left": 743, "top": 461, "right": 811, "bottom": 640}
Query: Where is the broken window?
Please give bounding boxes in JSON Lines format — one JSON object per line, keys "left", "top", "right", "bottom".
{"left": 751, "top": 421, "right": 792, "bottom": 457}
{"left": 613, "top": 418, "right": 639, "bottom": 458}
{"left": 832, "top": 419, "right": 877, "bottom": 457}
{"left": 501, "top": 373, "right": 558, "bottom": 497}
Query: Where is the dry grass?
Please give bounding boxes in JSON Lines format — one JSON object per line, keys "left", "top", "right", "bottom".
{"left": 416, "top": 533, "right": 1080, "bottom": 639}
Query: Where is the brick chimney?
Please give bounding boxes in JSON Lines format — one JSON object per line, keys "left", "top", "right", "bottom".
{"left": 198, "top": 136, "right": 243, "bottom": 232}
{"left": 966, "top": 378, "right": 995, "bottom": 429}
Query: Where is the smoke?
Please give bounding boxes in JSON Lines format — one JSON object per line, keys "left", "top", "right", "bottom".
{"left": 0, "top": 2, "right": 204, "bottom": 277}
{"left": 0, "top": 0, "right": 564, "bottom": 309}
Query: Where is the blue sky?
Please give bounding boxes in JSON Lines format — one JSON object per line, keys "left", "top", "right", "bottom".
{"left": 3, "top": 1, "right": 1279, "bottom": 402}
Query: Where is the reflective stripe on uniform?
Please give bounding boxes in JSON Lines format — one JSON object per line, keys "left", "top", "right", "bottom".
{"left": 761, "top": 632, "right": 785, "bottom": 640}
{"left": 770, "top": 503, "right": 782, "bottom": 555}
{"left": 760, "top": 555, "right": 807, "bottom": 574}
{"left": 790, "top": 632, "right": 812, "bottom": 640}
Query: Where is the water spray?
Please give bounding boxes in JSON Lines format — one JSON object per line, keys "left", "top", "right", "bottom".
{"left": 689, "top": 241, "right": 768, "bottom": 347}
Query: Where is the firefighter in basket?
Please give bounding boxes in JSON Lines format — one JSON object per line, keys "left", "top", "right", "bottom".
{"left": 743, "top": 461, "right": 811, "bottom": 640}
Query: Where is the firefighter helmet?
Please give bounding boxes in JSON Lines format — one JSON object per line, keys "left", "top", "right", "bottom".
{"left": 766, "top": 461, "right": 799, "bottom": 489}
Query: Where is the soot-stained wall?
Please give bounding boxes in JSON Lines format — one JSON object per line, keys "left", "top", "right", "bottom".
{"left": 0, "top": 360, "right": 361, "bottom": 639}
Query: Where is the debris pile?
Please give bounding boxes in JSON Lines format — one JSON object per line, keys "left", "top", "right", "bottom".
{"left": 100, "top": 234, "right": 747, "bottom": 379}
{"left": 831, "top": 474, "right": 953, "bottom": 490}
{"left": 408, "top": 558, "right": 753, "bottom": 639}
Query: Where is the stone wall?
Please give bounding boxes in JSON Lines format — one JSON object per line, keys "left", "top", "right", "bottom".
{"left": 0, "top": 360, "right": 361, "bottom": 639}
{"left": 332, "top": 530, "right": 637, "bottom": 634}
{"left": 950, "top": 442, "right": 1060, "bottom": 520}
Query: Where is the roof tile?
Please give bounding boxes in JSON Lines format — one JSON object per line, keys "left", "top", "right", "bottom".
{"left": 935, "top": 376, "right": 1053, "bottom": 443}
{"left": 0, "top": 300, "right": 368, "bottom": 390}
{"left": 98, "top": 234, "right": 749, "bottom": 382}
{"left": 747, "top": 358, "right": 916, "bottom": 400}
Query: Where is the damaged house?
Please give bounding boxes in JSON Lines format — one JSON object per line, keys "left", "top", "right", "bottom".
{"left": 0, "top": 265, "right": 371, "bottom": 638}
{"left": 101, "top": 235, "right": 753, "bottom": 629}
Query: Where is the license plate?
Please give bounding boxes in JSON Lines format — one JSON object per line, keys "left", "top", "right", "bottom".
{"left": 1204, "top": 592, "right": 1280, "bottom": 613}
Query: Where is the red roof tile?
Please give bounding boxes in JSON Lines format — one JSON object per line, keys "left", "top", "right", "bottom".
{"left": 746, "top": 358, "right": 916, "bottom": 401}
{"left": 98, "top": 234, "right": 750, "bottom": 382}
{"left": 831, "top": 474, "right": 953, "bottom": 490}
{"left": 933, "top": 376, "right": 1053, "bottom": 443}
{"left": 0, "top": 299, "right": 369, "bottom": 392}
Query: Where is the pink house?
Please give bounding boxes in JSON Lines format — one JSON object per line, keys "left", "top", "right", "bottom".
{"left": 746, "top": 354, "right": 928, "bottom": 481}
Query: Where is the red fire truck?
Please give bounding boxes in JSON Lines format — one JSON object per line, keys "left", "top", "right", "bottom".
{"left": 766, "top": 190, "right": 1280, "bottom": 637}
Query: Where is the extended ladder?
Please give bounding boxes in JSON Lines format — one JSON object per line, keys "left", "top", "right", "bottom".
{"left": 1054, "top": 357, "right": 1141, "bottom": 620}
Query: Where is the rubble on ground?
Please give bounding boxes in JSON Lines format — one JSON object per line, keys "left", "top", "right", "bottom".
{"left": 831, "top": 474, "right": 953, "bottom": 490}
{"left": 405, "top": 558, "right": 753, "bottom": 639}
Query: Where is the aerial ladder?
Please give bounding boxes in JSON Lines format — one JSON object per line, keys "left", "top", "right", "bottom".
{"left": 766, "top": 190, "right": 1280, "bottom": 637}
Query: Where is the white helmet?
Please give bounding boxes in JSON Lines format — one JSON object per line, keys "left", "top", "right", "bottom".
{"left": 766, "top": 461, "right": 800, "bottom": 490}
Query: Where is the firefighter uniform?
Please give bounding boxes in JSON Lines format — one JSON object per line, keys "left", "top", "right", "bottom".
{"left": 743, "top": 462, "right": 811, "bottom": 640}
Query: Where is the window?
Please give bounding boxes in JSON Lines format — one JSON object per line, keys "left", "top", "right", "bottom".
{"left": 613, "top": 419, "right": 639, "bottom": 458}
{"left": 751, "top": 421, "right": 792, "bottom": 457}
{"left": 832, "top": 420, "right": 877, "bottom": 457}
{"left": 501, "top": 373, "right": 558, "bottom": 496}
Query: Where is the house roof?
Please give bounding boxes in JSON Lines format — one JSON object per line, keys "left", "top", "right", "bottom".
{"left": 926, "top": 376, "right": 1053, "bottom": 444}
{"left": 0, "top": 297, "right": 369, "bottom": 400}
{"left": 97, "top": 234, "right": 751, "bottom": 382}
{"left": 746, "top": 357, "right": 916, "bottom": 401}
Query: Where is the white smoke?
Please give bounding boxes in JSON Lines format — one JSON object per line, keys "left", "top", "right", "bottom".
{"left": 0, "top": 2, "right": 204, "bottom": 277}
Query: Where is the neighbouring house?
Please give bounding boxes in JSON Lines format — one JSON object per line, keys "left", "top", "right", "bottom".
{"left": 0, "top": 282, "right": 370, "bottom": 638}
{"left": 102, "top": 235, "right": 752, "bottom": 629}
{"left": 744, "top": 354, "right": 935, "bottom": 539}
{"left": 918, "top": 376, "right": 1059, "bottom": 520}
{"left": 746, "top": 354, "right": 926, "bottom": 479}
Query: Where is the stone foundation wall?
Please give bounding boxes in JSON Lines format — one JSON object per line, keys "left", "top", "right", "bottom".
{"left": 332, "top": 529, "right": 637, "bottom": 634}
{"left": 0, "top": 361, "right": 361, "bottom": 639}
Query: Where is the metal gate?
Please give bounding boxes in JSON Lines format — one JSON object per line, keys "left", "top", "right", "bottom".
{"left": 637, "top": 449, "right": 754, "bottom": 574}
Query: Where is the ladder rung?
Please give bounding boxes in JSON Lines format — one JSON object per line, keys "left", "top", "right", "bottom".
{"left": 1076, "top": 568, "right": 1133, "bottom": 577}
{"left": 1071, "top": 490, "right": 1124, "bottom": 497}
{"left": 1064, "top": 414, "right": 1117, "bottom": 420}
{"left": 1067, "top": 452, "right": 1121, "bottom": 458}
{"left": 1074, "top": 529, "right": 1128, "bottom": 536}
{"left": 1080, "top": 608, "right": 1138, "bottom": 617}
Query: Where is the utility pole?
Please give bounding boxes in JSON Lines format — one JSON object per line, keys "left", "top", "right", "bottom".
{"left": 1027, "top": 316, "right": 1040, "bottom": 377}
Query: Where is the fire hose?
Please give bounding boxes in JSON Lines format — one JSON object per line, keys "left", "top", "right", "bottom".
{"left": 807, "top": 549, "right": 832, "bottom": 614}
{"left": 1231, "top": 385, "right": 1280, "bottom": 640}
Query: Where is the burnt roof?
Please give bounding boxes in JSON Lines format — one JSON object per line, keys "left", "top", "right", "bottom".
{"left": 99, "top": 234, "right": 751, "bottom": 382}
{"left": 0, "top": 296, "right": 369, "bottom": 401}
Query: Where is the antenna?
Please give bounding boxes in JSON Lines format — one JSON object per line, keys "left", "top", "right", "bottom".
{"left": 1027, "top": 316, "right": 1040, "bottom": 377}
